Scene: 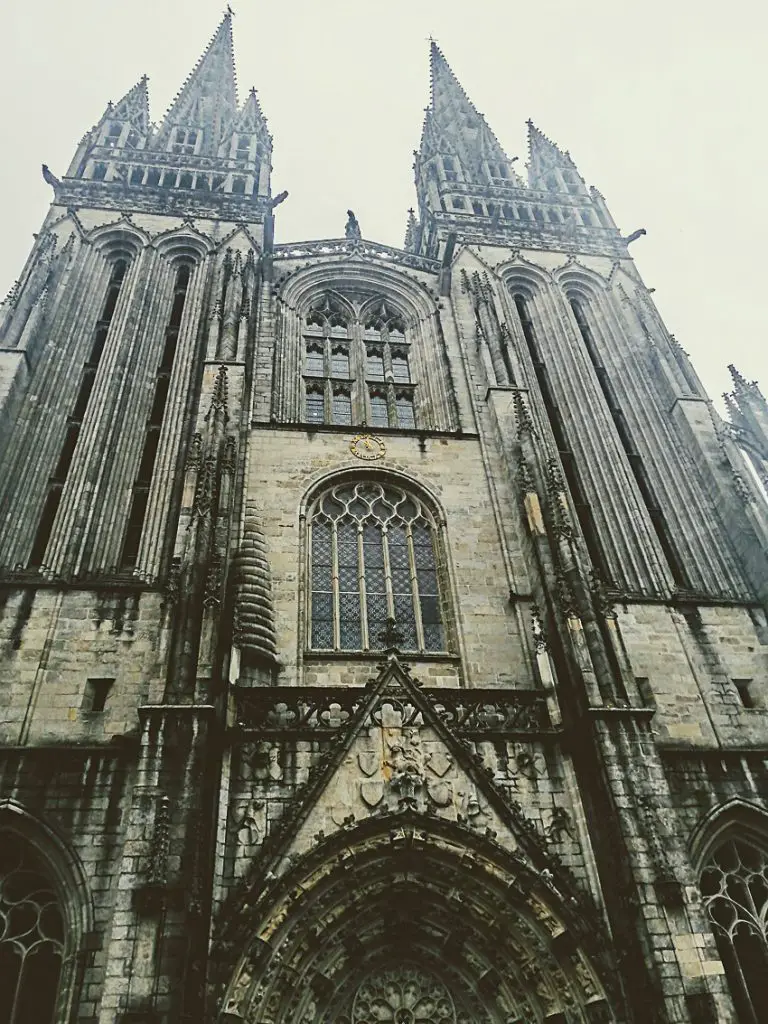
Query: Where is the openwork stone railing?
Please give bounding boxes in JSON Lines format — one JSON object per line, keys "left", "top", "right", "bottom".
{"left": 273, "top": 238, "right": 442, "bottom": 275}
{"left": 235, "top": 686, "right": 553, "bottom": 738}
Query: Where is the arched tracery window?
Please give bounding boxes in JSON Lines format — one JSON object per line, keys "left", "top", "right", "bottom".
{"left": 308, "top": 479, "right": 447, "bottom": 653}
{"left": 0, "top": 831, "right": 65, "bottom": 1024}
{"left": 302, "top": 295, "right": 416, "bottom": 430}
{"left": 700, "top": 836, "right": 768, "bottom": 1022}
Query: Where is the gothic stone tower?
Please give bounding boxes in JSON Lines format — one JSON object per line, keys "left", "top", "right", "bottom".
{"left": 1, "top": 17, "right": 768, "bottom": 1024}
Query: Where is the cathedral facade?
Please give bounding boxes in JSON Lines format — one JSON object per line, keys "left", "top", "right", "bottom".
{"left": 2, "top": 13, "right": 768, "bottom": 1024}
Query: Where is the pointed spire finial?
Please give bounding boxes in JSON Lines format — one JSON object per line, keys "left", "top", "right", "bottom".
{"left": 403, "top": 208, "right": 419, "bottom": 252}
{"left": 728, "top": 363, "right": 755, "bottom": 394}
{"left": 420, "top": 41, "right": 523, "bottom": 187}
{"left": 154, "top": 12, "right": 238, "bottom": 154}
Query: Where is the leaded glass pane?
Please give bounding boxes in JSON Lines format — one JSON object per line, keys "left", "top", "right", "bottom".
{"left": 332, "top": 392, "right": 352, "bottom": 425}
{"left": 396, "top": 396, "right": 415, "bottom": 429}
{"left": 306, "top": 389, "right": 325, "bottom": 424}
{"left": 337, "top": 521, "right": 361, "bottom": 650}
{"left": 413, "top": 522, "right": 444, "bottom": 651}
{"left": 388, "top": 525, "right": 417, "bottom": 649}
{"left": 370, "top": 394, "right": 388, "bottom": 428}
{"left": 305, "top": 345, "right": 324, "bottom": 376}
{"left": 331, "top": 348, "right": 350, "bottom": 378}
{"left": 311, "top": 523, "right": 333, "bottom": 648}
{"left": 392, "top": 354, "right": 410, "bottom": 383}
{"left": 308, "top": 481, "right": 447, "bottom": 653}
{"left": 363, "top": 524, "right": 388, "bottom": 649}
{"left": 394, "top": 594, "right": 418, "bottom": 650}
{"left": 366, "top": 351, "right": 385, "bottom": 380}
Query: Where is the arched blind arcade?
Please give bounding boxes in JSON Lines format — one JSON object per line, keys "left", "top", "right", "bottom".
{"left": 308, "top": 480, "right": 446, "bottom": 653}
{"left": 700, "top": 836, "right": 768, "bottom": 1022}
{"left": 0, "top": 832, "right": 65, "bottom": 1024}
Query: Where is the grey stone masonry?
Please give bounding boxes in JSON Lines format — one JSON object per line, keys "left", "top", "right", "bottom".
{"left": 0, "top": 15, "right": 767, "bottom": 1024}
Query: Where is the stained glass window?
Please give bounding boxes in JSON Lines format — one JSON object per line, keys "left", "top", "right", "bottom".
{"left": 305, "top": 346, "right": 324, "bottom": 376}
{"left": 306, "top": 389, "right": 325, "bottom": 424}
{"left": 0, "top": 832, "right": 65, "bottom": 1024}
{"left": 332, "top": 391, "right": 352, "bottom": 425}
{"left": 366, "top": 350, "right": 385, "bottom": 380}
{"left": 301, "top": 295, "right": 417, "bottom": 428}
{"left": 331, "top": 347, "right": 350, "bottom": 378}
{"left": 369, "top": 394, "right": 389, "bottom": 428}
{"left": 396, "top": 395, "right": 415, "bottom": 429}
{"left": 700, "top": 837, "right": 768, "bottom": 1022}
{"left": 391, "top": 352, "right": 410, "bottom": 383}
{"left": 308, "top": 480, "right": 447, "bottom": 652}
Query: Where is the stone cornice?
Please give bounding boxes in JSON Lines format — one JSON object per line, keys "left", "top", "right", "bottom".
{"left": 52, "top": 178, "right": 269, "bottom": 223}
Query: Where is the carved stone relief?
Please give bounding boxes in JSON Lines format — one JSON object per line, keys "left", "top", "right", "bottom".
{"left": 351, "top": 965, "right": 457, "bottom": 1024}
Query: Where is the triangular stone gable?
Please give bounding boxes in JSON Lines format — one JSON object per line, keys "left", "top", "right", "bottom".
{"left": 109, "top": 76, "right": 150, "bottom": 135}
{"left": 233, "top": 89, "right": 270, "bottom": 141}
{"left": 217, "top": 224, "right": 262, "bottom": 255}
{"left": 526, "top": 120, "right": 586, "bottom": 191}
{"left": 246, "top": 653, "right": 572, "bottom": 891}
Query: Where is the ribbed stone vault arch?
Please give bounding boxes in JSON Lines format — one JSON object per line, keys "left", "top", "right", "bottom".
{"left": 216, "top": 816, "right": 619, "bottom": 1023}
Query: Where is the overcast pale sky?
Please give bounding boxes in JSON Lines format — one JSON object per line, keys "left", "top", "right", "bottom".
{"left": 1, "top": 0, "right": 765, "bottom": 405}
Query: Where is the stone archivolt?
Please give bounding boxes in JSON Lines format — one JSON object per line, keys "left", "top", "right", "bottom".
{"left": 217, "top": 816, "right": 612, "bottom": 1023}
{"left": 215, "top": 656, "right": 618, "bottom": 1023}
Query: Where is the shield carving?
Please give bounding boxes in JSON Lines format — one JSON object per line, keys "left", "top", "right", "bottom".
{"left": 426, "top": 779, "right": 452, "bottom": 807}
{"left": 360, "top": 780, "right": 384, "bottom": 807}
{"left": 357, "top": 752, "right": 379, "bottom": 778}
{"left": 426, "top": 750, "right": 453, "bottom": 778}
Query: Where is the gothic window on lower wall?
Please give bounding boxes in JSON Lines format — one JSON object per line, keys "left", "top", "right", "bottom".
{"left": 700, "top": 836, "right": 768, "bottom": 1021}
{"left": 0, "top": 831, "right": 65, "bottom": 1024}
{"left": 301, "top": 294, "right": 417, "bottom": 429}
{"left": 308, "top": 479, "right": 447, "bottom": 654}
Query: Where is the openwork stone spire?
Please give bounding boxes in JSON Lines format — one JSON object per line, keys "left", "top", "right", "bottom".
{"left": 526, "top": 120, "right": 587, "bottom": 193}
{"left": 421, "top": 41, "right": 524, "bottom": 186}
{"left": 108, "top": 76, "right": 151, "bottom": 135}
{"left": 153, "top": 11, "right": 238, "bottom": 155}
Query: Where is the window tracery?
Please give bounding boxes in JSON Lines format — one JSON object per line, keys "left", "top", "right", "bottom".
{"left": 308, "top": 479, "right": 446, "bottom": 654}
{"left": 700, "top": 836, "right": 768, "bottom": 1021}
{"left": 351, "top": 965, "right": 457, "bottom": 1024}
{"left": 0, "top": 831, "right": 65, "bottom": 1024}
{"left": 302, "top": 296, "right": 416, "bottom": 429}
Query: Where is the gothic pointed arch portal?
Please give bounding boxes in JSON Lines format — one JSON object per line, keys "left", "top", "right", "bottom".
{"left": 218, "top": 817, "right": 617, "bottom": 1023}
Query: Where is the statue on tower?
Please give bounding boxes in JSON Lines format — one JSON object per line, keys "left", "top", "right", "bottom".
{"left": 345, "top": 210, "right": 361, "bottom": 241}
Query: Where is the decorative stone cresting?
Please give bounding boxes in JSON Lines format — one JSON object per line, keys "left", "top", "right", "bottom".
{"left": 232, "top": 500, "right": 278, "bottom": 667}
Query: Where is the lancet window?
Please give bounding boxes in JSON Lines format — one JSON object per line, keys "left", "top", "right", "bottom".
{"left": 511, "top": 291, "right": 609, "bottom": 579}
{"left": 568, "top": 294, "right": 690, "bottom": 589}
{"left": 0, "top": 831, "right": 65, "bottom": 1024}
{"left": 308, "top": 479, "right": 446, "bottom": 653}
{"left": 700, "top": 836, "right": 768, "bottom": 1021}
{"left": 302, "top": 296, "right": 416, "bottom": 430}
{"left": 171, "top": 127, "right": 198, "bottom": 155}
{"left": 29, "top": 258, "right": 128, "bottom": 568}
{"left": 121, "top": 263, "right": 191, "bottom": 568}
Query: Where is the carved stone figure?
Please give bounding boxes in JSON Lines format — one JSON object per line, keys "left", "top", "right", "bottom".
{"left": 345, "top": 209, "right": 362, "bottom": 241}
